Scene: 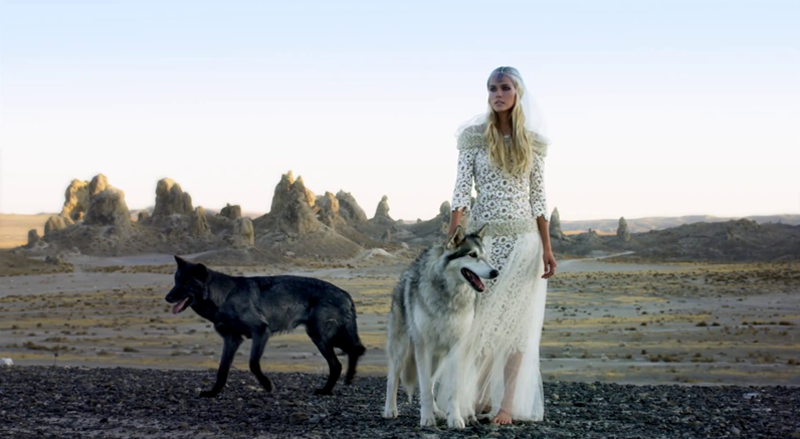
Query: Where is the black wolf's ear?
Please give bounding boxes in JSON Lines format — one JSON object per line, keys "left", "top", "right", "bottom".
{"left": 446, "top": 226, "right": 466, "bottom": 250}
{"left": 475, "top": 224, "right": 488, "bottom": 240}
{"left": 174, "top": 255, "right": 186, "bottom": 266}
{"left": 194, "top": 263, "right": 209, "bottom": 282}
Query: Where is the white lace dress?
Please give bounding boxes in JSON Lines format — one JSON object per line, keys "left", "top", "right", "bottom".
{"left": 436, "top": 124, "right": 549, "bottom": 422}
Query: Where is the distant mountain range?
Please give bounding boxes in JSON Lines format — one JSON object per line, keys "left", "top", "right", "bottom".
{"left": 561, "top": 215, "right": 800, "bottom": 234}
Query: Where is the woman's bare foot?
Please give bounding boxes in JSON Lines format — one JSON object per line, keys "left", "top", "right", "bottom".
{"left": 491, "top": 408, "right": 512, "bottom": 425}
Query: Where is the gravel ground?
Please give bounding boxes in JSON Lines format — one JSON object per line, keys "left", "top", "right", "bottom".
{"left": 1, "top": 367, "right": 798, "bottom": 439}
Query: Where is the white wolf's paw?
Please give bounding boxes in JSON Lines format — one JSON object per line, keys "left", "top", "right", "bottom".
{"left": 433, "top": 407, "right": 447, "bottom": 420}
{"left": 447, "top": 415, "right": 466, "bottom": 429}
{"left": 420, "top": 413, "right": 437, "bottom": 427}
{"left": 466, "top": 414, "right": 479, "bottom": 425}
{"left": 382, "top": 406, "right": 398, "bottom": 419}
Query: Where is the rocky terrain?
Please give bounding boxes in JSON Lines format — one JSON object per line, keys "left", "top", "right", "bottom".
{"left": 1, "top": 367, "right": 797, "bottom": 439}
{"left": 550, "top": 214, "right": 800, "bottom": 262}
{"left": 560, "top": 214, "right": 800, "bottom": 234}
{"left": 10, "top": 170, "right": 800, "bottom": 264}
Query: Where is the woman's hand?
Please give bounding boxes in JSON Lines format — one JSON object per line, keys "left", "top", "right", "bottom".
{"left": 542, "top": 250, "right": 557, "bottom": 279}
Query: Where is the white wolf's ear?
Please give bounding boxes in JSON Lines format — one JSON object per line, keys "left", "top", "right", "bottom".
{"left": 475, "top": 224, "right": 488, "bottom": 240}
{"left": 446, "top": 225, "right": 466, "bottom": 250}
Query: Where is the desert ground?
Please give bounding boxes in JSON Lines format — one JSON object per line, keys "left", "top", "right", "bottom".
{"left": 2, "top": 214, "right": 798, "bottom": 387}
{"left": 2, "top": 213, "right": 799, "bottom": 438}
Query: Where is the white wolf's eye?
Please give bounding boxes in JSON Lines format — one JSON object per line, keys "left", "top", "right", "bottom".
{"left": 469, "top": 252, "right": 477, "bottom": 258}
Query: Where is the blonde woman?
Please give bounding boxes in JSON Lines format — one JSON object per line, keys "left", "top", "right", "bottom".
{"left": 440, "top": 66, "right": 556, "bottom": 426}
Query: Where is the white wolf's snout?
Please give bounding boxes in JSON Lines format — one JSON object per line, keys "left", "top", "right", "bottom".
{"left": 466, "top": 259, "right": 498, "bottom": 280}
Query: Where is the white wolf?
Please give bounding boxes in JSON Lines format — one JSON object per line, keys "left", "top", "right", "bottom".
{"left": 383, "top": 225, "right": 498, "bottom": 428}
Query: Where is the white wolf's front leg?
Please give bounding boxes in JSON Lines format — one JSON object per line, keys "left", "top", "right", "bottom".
{"left": 415, "top": 343, "right": 437, "bottom": 427}
{"left": 432, "top": 399, "right": 447, "bottom": 420}
{"left": 446, "top": 361, "right": 465, "bottom": 429}
{"left": 383, "top": 359, "right": 399, "bottom": 418}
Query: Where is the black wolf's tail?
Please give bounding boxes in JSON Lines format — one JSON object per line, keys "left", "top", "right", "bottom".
{"left": 343, "top": 301, "right": 366, "bottom": 384}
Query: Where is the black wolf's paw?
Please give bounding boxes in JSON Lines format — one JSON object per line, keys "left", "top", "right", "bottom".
{"left": 313, "top": 388, "right": 333, "bottom": 396}
{"left": 344, "top": 376, "right": 355, "bottom": 385}
{"left": 199, "top": 390, "right": 219, "bottom": 398}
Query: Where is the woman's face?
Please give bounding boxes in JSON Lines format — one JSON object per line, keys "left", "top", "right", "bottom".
{"left": 488, "top": 74, "right": 517, "bottom": 114}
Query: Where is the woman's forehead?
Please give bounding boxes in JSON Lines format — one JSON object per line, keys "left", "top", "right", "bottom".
{"left": 488, "top": 74, "right": 515, "bottom": 87}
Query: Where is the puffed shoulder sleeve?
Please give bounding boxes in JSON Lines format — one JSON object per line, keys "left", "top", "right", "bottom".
{"left": 451, "top": 130, "right": 481, "bottom": 212}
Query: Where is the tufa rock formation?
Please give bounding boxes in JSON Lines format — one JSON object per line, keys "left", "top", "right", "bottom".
{"left": 270, "top": 172, "right": 320, "bottom": 235}
{"left": 440, "top": 201, "right": 452, "bottom": 225}
{"left": 152, "top": 178, "right": 193, "bottom": 219}
{"left": 44, "top": 215, "right": 67, "bottom": 236}
{"left": 137, "top": 211, "right": 151, "bottom": 222}
{"left": 83, "top": 187, "right": 132, "bottom": 229}
{"left": 88, "top": 174, "right": 109, "bottom": 197}
{"left": 549, "top": 207, "right": 568, "bottom": 241}
{"left": 189, "top": 207, "right": 211, "bottom": 236}
{"left": 26, "top": 229, "right": 41, "bottom": 248}
{"left": 219, "top": 203, "right": 242, "bottom": 220}
{"left": 336, "top": 190, "right": 367, "bottom": 223}
{"left": 315, "top": 192, "right": 342, "bottom": 228}
{"left": 271, "top": 171, "right": 315, "bottom": 214}
{"left": 232, "top": 217, "right": 254, "bottom": 248}
{"left": 60, "top": 179, "right": 90, "bottom": 224}
{"left": 374, "top": 195, "right": 392, "bottom": 220}
{"left": 617, "top": 217, "right": 631, "bottom": 242}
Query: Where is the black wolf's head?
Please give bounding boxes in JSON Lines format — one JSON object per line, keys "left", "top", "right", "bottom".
{"left": 443, "top": 224, "right": 499, "bottom": 292}
{"left": 165, "top": 256, "right": 209, "bottom": 314}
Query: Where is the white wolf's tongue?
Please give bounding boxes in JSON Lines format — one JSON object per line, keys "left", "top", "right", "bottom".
{"left": 466, "top": 270, "right": 485, "bottom": 292}
{"left": 473, "top": 274, "right": 485, "bottom": 292}
{"left": 172, "top": 297, "right": 189, "bottom": 315}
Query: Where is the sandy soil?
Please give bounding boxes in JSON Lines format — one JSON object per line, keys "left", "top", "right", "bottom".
{"left": 0, "top": 213, "right": 52, "bottom": 249}
{"left": 1, "top": 251, "right": 798, "bottom": 387}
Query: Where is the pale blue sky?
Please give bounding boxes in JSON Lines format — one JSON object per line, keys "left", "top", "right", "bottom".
{"left": 2, "top": 0, "right": 798, "bottom": 221}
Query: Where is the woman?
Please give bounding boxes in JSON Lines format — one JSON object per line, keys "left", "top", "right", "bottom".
{"left": 440, "top": 66, "right": 556, "bottom": 426}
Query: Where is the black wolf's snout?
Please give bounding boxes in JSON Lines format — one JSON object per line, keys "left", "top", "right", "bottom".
{"left": 165, "top": 290, "right": 174, "bottom": 303}
{"left": 489, "top": 269, "right": 499, "bottom": 279}
{"left": 165, "top": 286, "right": 181, "bottom": 303}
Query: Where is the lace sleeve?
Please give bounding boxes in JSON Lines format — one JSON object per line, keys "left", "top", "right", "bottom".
{"left": 530, "top": 153, "right": 549, "bottom": 221}
{"left": 451, "top": 147, "right": 475, "bottom": 212}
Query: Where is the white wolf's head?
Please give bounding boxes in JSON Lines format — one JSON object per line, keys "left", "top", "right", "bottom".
{"left": 443, "top": 225, "right": 499, "bottom": 292}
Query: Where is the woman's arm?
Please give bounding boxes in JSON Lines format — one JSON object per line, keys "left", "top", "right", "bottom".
{"left": 531, "top": 154, "right": 557, "bottom": 278}
{"left": 448, "top": 208, "right": 465, "bottom": 236}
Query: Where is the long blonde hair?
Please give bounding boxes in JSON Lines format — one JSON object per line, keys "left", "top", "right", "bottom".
{"left": 484, "top": 69, "right": 534, "bottom": 176}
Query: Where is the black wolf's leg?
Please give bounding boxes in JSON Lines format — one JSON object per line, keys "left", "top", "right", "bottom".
{"left": 313, "top": 343, "right": 341, "bottom": 395}
{"left": 307, "top": 325, "right": 342, "bottom": 395}
{"left": 249, "top": 330, "right": 274, "bottom": 392}
{"left": 200, "top": 335, "right": 243, "bottom": 397}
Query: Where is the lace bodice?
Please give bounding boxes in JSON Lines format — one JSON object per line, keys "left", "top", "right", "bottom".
{"left": 451, "top": 125, "right": 549, "bottom": 235}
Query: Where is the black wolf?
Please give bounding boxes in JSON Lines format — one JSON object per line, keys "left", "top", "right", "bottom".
{"left": 165, "top": 256, "right": 366, "bottom": 396}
